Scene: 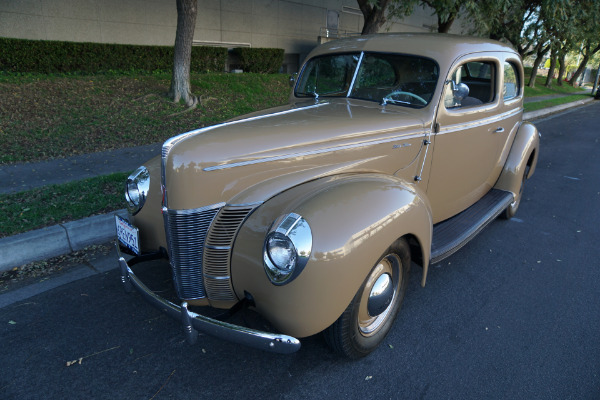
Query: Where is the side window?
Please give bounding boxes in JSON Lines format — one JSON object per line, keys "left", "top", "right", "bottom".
{"left": 503, "top": 62, "right": 520, "bottom": 100}
{"left": 445, "top": 60, "right": 496, "bottom": 109}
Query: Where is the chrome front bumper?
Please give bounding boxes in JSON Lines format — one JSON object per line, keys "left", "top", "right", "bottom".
{"left": 117, "top": 246, "right": 301, "bottom": 354}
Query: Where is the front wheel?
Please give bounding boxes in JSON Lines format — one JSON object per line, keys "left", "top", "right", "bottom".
{"left": 324, "top": 239, "right": 410, "bottom": 358}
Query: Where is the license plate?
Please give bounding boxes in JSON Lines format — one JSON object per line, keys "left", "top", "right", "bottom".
{"left": 115, "top": 215, "right": 140, "bottom": 255}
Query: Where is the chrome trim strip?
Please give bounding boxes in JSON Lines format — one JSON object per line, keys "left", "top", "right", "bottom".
{"left": 438, "top": 108, "right": 521, "bottom": 135}
{"left": 205, "top": 245, "right": 231, "bottom": 250}
{"left": 347, "top": 51, "right": 364, "bottom": 97}
{"left": 204, "top": 275, "right": 231, "bottom": 280}
{"left": 203, "top": 131, "right": 428, "bottom": 172}
{"left": 117, "top": 250, "right": 301, "bottom": 354}
{"left": 226, "top": 201, "right": 264, "bottom": 208}
{"left": 164, "top": 202, "right": 226, "bottom": 216}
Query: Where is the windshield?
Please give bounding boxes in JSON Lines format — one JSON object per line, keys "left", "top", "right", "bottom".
{"left": 295, "top": 52, "right": 439, "bottom": 108}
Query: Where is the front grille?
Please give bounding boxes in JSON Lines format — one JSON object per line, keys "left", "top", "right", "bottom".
{"left": 204, "top": 205, "right": 257, "bottom": 301}
{"left": 164, "top": 204, "right": 222, "bottom": 300}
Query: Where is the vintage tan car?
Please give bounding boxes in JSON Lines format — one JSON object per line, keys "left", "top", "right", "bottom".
{"left": 116, "top": 33, "right": 539, "bottom": 358}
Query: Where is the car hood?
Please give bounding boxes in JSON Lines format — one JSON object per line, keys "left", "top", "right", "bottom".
{"left": 161, "top": 99, "right": 431, "bottom": 209}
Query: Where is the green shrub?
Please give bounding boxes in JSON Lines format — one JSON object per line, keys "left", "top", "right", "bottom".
{"left": 232, "top": 47, "right": 284, "bottom": 73}
{"left": 0, "top": 37, "right": 227, "bottom": 73}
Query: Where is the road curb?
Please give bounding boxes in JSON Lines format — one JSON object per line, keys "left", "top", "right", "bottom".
{"left": 0, "top": 210, "right": 127, "bottom": 272}
{"left": 523, "top": 97, "right": 595, "bottom": 120}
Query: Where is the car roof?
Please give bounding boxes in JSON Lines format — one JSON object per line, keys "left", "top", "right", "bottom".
{"left": 308, "top": 33, "right": 519, "bottom": 62}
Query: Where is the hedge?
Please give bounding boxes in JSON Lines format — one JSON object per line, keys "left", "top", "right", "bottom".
{"left": 232, "top": 47, "right": 285, "bottom": 74}
{"left": 0, "top": 37, "right": 228, "bottom": 73}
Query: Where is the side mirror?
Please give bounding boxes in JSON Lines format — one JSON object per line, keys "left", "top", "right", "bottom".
{"left": 447, "top": 80, "right": 469, "bottom": 101}
{"left": 289, "top": 73, "right": 298, "bottom": 88}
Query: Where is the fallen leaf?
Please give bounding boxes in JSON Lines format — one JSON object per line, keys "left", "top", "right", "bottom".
{"left": 8, "top": 320, "right": 16, "bottom": 325}
{"left": 365, "top": 376, "right": 373, "bottom": 381}
{"left": 66, "top": 358, "right": 83, "bottom": 367}
{"left": 388, "top": 344, "right": 394, "bottom": 349}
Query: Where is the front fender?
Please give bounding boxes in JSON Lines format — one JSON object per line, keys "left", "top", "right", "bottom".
{"left": 230, "top": 173, "right": 432, "bottom": 338}
{"left": 494, "top": 121, "right": 539, "bottom": 196}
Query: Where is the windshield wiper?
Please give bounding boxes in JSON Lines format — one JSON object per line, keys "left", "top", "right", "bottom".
{"left": 381, "top": 97, "right": 409, "bottom": 106}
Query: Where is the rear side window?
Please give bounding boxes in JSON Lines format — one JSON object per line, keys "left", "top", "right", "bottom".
{"left": 445, "top": 60, "right": 496, "bottom": 108}
{"left": 503, "top": 62, "right": 520, "bottom": 100}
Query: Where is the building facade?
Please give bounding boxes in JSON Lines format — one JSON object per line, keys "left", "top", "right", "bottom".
{"left": 0, "top": 0, "right": 467, "bottom": 72}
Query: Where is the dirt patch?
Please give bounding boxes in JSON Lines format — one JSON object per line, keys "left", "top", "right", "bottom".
{"left": 0, "top": 243, "right": 113, "bottom": 294}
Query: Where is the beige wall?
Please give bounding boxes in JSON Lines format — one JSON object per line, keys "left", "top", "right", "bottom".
{"left": 0, "top": 0, "right": 467, "bottom": 68}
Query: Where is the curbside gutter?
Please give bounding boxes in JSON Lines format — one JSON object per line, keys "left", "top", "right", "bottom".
{"left": 0, "top": 210, "right": 127, "bottom": 273}
{"left": 0, "top": 98, "right": 596, "bottom": 273}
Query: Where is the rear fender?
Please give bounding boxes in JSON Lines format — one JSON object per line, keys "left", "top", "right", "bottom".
{"left": 494, "top": 121, "right": 539, "bottom": 197}
{"left": 230, "top": 173, "right": 432, "bottom": 338}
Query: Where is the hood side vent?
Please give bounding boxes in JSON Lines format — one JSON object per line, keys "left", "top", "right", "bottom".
{"left": 204, "top": 205, "right": 259, "bottom": 301}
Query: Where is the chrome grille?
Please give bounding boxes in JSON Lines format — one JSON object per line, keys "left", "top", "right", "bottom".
{"left": 204, "top": 205, "right": 257, "bottom": 301}
{"left": 164, "top": 204, "right": 223, "bottom": 300}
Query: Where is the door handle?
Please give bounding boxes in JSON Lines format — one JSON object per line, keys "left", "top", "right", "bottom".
{"left": 494, "top": 127, "right": 505, "bottom": 133}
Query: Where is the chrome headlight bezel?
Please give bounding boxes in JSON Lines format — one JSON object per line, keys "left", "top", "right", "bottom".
{"left": 263, "top": 213, "right": 312, "bottom": 285}
{"left": 125, "top": 166, "right": 150, "bottom": 215}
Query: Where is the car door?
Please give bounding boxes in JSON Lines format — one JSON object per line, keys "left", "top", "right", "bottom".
{"left": 426, "top": 53, "right": 514, "bottom": 223}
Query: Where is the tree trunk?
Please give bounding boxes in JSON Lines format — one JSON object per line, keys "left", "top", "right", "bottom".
{"left": 544, "top": 49, "right": 557, "bottom": 88}
{"left": 527, "top": 56, "right": 543, "bottom": 88}
{"left": 437, "top": 14, "right": 456, "bottom": 33}
{"left": 568, "top": 54, "right": 589, "bottom": 87}
{"left": 358, "top": 0, "right": 389, "bottom": 34}
{"left": 568, "top": 42, "right": 600, "bottom": 86}
{"left": 592, "top": 62, "right": 600, "bottom": 97}
{"left": 557, "top": 53, "right": 566, "bottom": 86}
{"left": 168, "top": 0, "right": 198, "bottom": 108}
{"left": 527, "top": 43, "right": 548, "bottom": 88}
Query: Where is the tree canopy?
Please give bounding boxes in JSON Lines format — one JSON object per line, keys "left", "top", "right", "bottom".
{"left": 357, "top": 0, "right": 600, "bottom": 86}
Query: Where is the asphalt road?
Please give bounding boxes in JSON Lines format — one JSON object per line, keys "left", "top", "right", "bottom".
{"left": 1, "top": 102, "right": 599, "bottom": 399}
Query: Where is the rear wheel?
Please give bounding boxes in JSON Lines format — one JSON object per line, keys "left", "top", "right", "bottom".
{"left": 324, "top": 239, "right": 410, "bottom": 358}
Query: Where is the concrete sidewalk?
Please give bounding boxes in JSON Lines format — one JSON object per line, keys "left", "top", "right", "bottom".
{"left": 0, "top": 96, "right": 596, "bottom": 272}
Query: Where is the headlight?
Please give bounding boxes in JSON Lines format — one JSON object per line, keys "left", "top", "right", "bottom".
{"left": 263, "top": 213, "right": 312, "bottom": 285}
{"left": 125, "top": 166, "right": 150, "bottom": 215}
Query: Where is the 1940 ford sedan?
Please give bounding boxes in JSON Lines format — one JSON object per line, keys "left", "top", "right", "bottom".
{"left": 116, "top": 33, "right": 539, "bottom": 358}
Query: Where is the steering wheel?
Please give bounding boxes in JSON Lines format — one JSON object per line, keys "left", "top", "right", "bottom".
{"left": 383, "top": 91, "right": 427, "bottom": 105}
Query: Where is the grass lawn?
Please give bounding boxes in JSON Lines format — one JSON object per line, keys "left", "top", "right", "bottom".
{"left": 523, "top": 68, "right": 587, "bottom": 98}
{"left": 0, "top": 72, "right": 290, "bottom": 164}
{"left": 524, "top": 94, "right": 591, "bottom": 112}
{"left": 0, "top": 172, "right": 128, "bottom": 238}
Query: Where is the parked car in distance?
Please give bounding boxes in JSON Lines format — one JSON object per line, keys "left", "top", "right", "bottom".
{"left": 116, "top": 33, "right": 539, "bottom": 358}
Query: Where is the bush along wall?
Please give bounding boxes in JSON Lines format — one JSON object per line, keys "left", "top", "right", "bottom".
{"left": 0, "top": 37, "right": 228, "bottom": 74}
{"left": 232, "top": 47, "right": 285, "bottom": 74}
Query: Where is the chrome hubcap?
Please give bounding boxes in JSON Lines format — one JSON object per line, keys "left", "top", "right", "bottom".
{"left": 367, "top": 273, "right": 393, "bottom": 317}
{"left": 358, "top": 254, "right": 401, "bottom": 337}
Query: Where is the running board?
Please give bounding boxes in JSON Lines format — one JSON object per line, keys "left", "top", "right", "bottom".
{"left": 430, "top": 189, "right": 514, "bottom": 265}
